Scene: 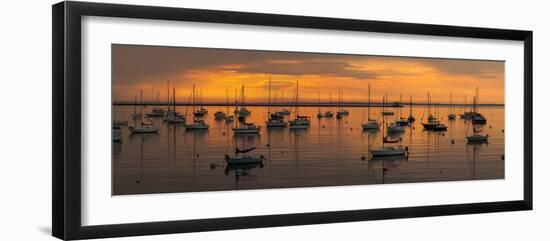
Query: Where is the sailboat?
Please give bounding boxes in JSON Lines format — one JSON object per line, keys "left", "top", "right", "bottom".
{"left": 146, "top": 87, "right": 166, "bottom": 117}
{"left": 448, "top": 91, "right": 456, "bottom": 120}
{"left": 361, "top": 84, "right": 380, "bottom": 130}
{"left": 129, "top": 89, "right": 160, "bottom": 134}
{"left": 385, "top": 95, "right": 405, "bottom": 133}
{"left": 163, "top": 87, "right": 186, "bottom": 123}
{"left": 225, "top": 138, "right": 264, "bottom": 165}
{"left": 316, "top": 91, "right": 324, "bottom": 118}
{"left": 381, "top": 95, "right": 394, "bottom": 116}
{"left": 235, "top": 84, "right": 251, "bottom": 119}
{"left": 467, "top": 129, "right": 489, "bottom": 143}
{"left": 407, "top": 95, "right": 416, "bottom": 122}
{"left": 233, "top": 122, "right": 261, "bottom": 134}
{"left": 370, "top": 102, "right": 408, "bottom": 158}
{"left": 471, "top": 87, "right": 487, "bottom": 124}
{"left": 214, "top": 109, "right": 226, "bottom": 120}
{"left": 422, "top": 92, "right": 447, "bottom": 131}
{"left": 193, "top": 88, "right": 208, "bottom": 117}
{"left": 225, "top": 87, "right": 234, "bottom": 123}
{"left": 466, "top": 114, "right": 489, "bottom": 143}
{"left": 324, "top": 92, "right": 334, "bottom": 117}
{"left": 214, "top": 87, "right": 226, "bottom": 120}
{"left": 289, "top": 80, "right": 311, "bottom": 128}
{"left": 336, "top": 89, "right": 349, "bottom": 118}
{"left": 185, "top": 84, "right": 210, "bottom": 130}
{"left": 395, "top": 94, "right": 409, "bottom": 126}
{"left": 275, "top": 90, "right": 291, "bottom": 116}
{"left": 266, "top": 77, "right": 288, "bottom": 128}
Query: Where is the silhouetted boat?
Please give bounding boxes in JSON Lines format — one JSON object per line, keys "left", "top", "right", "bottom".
{"left": 130, "top": 90, "right": 160, "bottom": 134}
{"left": 362, "top": 84, "right": 380, "bottom": 130}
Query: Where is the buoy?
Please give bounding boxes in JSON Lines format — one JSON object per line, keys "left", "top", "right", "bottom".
{"left": 345, "top": 121, "right": 348, "bottom": 124}
{"left": 451, "top": 139, "right": 455, "bottom": 144}
{"left": 196, "top": 153, "right": 200, "bottom": 157}
{"left": 350, "top": 128, "right": 353, "bottom": 130}
{"left": 266, "top": 144, "right": 271, "bottom": 147}
{"left": 442, "top": 133, "right": 445, "bottom": 136}
{"left": 222, "top": 131, "right": 225, "bottom": 135}
{"left": 361, "top": 156, "right": 366, "bottom": 160}
{"left": 322, "top": 125, "right": 325, "bottom": 128}
{"left": 136, "top": 180, "right": 140, "bottom": 184}
{"left": 489, "top": 126, "right": 492, "bottom": 129}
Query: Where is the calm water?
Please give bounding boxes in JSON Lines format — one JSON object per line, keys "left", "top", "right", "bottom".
{"left": 112, "top": 105, "right": 504, "bottom": 195}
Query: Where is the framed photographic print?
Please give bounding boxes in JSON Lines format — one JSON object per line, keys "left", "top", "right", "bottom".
{"left": 52, "top": 1, "right": 533, "bottom": 240}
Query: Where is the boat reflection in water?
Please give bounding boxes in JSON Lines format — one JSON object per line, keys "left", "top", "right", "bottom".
{"left": 112, "top": 105, "right": 504, "bottom": 195}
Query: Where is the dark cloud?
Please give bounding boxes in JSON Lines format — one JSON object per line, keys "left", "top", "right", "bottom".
{"left": 415, "top": 59, "right": 504, "bottom": 78}
{"left": 228, "top": 60, "right": 379, "bottom": 79}
{"left": 112, "top": 44, "right": 504, "bottom": 88}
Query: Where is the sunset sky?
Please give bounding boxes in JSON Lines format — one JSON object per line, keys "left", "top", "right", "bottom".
{"left": 112, "top": 44, "right": 504, "bottom": 104}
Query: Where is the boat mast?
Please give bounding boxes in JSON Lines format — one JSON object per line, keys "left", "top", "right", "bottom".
{"left": 399, "top": 94, "right": 403, "bottom": 118}
{"left": 140, "top": 89, "right": 143, "bottom": 125}
{"left": 295, "top": 80, "right": 299, "bottom": 118}
{"left": 329, "top": 93, "right": 333, "bottom": 112}
{"left": 192, "top": 84, "right": 196, "bottom": 118}
{"left": 382, "top": 96, "right": 386, "bottom": 148}
{"left": 268, "top": 76, "right": 272, "bottom": 116}
{"left": 409, "top": 95, "right": 413, "bottom": 117}
{"left": 449, "top": 91, "right": 453, "bottom": 114}
{"left": 133, "top": 96, "right": 137, "bottom": 126}
{"left": 368, "top": 84, "right": 371, "bottom": 121}
{"left": 172, "top": 87, "right": 176, "bottom": 114}
{"left": 318, "top": 90, "right": 321, "bottom": 114}
{"left": 226, "top": 87, "right": 229, "bottom": 115}
{"left": 200, "top": 88, "right": 203, "bottom": 110}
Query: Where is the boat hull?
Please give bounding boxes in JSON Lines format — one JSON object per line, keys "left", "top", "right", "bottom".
{"left": 129, "top": 126, "right": 160, "bottom": 133}
{"left": 233, "top": 128, "right": 260, "bottom": 134}
{"left": 371, "top": 148, "right": 407, "bottom": 157}
{"left": 225, "top": 156, "right": 264, "bottom": 165}
{"left": 185, "top": 124, "right": 209, "bottom": 130}
{"left": 467, "top": 135, "right": 488, "bottom": 143}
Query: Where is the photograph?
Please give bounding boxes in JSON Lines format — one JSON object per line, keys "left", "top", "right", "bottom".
{"left": 111, "top": 44, "right": 505, "bottom": 195}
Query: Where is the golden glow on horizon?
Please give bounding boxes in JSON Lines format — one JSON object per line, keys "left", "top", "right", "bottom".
{"left": 112, "top": 46, "right": 504, "bottom": 104}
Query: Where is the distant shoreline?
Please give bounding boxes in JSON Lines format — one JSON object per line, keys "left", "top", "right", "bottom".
{"left": 113, "top": 101, "right": 504, "bottom": 107}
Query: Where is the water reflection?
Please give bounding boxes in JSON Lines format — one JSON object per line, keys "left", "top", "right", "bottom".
{"left": 112, "top": 105, "right": 505, "bottom": 195}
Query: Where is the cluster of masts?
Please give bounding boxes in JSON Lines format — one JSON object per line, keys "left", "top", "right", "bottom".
{"left": 112, "top": 79, "right": 491, "bottom": 161}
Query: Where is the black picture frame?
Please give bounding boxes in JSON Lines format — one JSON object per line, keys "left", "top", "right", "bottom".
{"left": 52, "top": 1, "right": 533, "bottom": 240}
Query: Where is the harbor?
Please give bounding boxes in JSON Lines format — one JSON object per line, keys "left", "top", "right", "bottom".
{"left": 112, "top": 101, "right": 504, "bottom": 195}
